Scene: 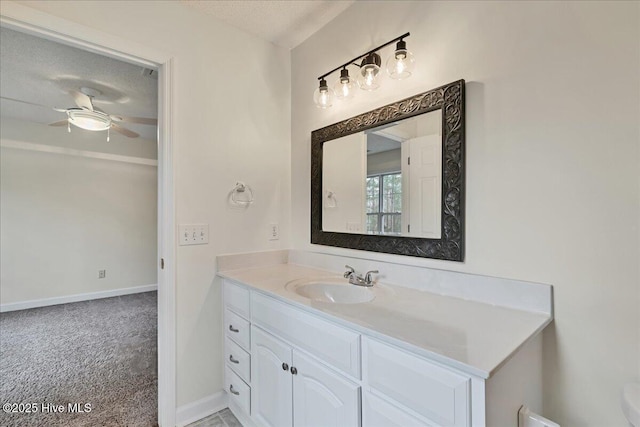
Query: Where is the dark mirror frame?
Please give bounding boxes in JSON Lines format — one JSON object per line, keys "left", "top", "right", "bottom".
{"left": 311, "top": 79, "right": 465, "bottom": 261}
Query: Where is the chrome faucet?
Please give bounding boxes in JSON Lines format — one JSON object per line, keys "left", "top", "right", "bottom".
{"left": 343, "top": 265, "right": 379, "bottom": 287}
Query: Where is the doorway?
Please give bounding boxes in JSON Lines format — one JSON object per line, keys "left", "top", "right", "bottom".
{"left": 0, "top": 8, "right": 175, "bottom": 426}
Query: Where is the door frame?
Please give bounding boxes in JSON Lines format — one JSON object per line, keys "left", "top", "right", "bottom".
{"left": 0, "top": 3, "right": 177, "bottom": 425}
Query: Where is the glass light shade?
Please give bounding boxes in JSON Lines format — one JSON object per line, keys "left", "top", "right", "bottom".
{"left": 334, "top": 69, "right": 356, "bottom": 100}
{"left": 357, "top": 64, "right": 381, "bottom": 91}
{"left": 357, "top": 53, "right": 382, "bottom": 91}
{"left": 67, "top": 109, "right": 112, "bottom": 131}
{"left": 386, "top": 47, "right": 415, "bottom": 80}
{"left": 313, "top": 79, "right": 335, "bottom": 109}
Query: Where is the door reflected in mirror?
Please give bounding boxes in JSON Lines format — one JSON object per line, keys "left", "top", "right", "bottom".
{"left": 322, "top": 109, "right": 442, "bottom": 238}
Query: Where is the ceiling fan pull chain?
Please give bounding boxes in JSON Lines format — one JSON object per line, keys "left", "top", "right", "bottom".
{"left": 107, "top": 127, "right": 110, "bottom": 142}
{"left": 67, "top": 121, "right": 71, "bottom": 133}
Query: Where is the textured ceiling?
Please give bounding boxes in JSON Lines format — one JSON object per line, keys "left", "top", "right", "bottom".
{"left": 181, "top": 0, "right": 355, "bottom": 49}
{"left": 0, "top": 27, "right": 158, "bottom": 140}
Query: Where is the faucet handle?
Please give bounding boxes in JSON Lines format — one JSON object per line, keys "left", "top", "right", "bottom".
{"left": 364, "top": 270, "right": 379, "bottom": 284}
{"left": 344, "top": 265, "right": 355, "bottom": 278}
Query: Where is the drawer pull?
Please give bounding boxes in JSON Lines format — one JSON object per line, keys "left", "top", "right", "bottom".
{"left": 229, "top": 325, "right": 239, "bottom": 333}
{"left": 230, "top": 384, "right": 240, "bottom": 395}
{"left": 229, "top": 355, "right": 240, "bottom": 364}
{"left": 282, "top": 362, "right": 289, "bottom": 371}
{"left": 290, "top": 367, "right": 298, "bottom": 375}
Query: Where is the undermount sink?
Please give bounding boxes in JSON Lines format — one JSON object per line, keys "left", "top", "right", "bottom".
{"left": 285, "top": 277, "right": 375, "bottom": 304}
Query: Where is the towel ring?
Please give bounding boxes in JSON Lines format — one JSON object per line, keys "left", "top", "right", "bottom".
{"left": 231, "top": 181, "right": 254, "bottom": 205}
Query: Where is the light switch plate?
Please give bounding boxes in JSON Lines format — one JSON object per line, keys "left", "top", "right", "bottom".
{"left": 179, "top": 224, "right": 209, "bottom": 245}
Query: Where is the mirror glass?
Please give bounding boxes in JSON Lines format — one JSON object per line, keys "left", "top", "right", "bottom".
{"left": 322, "top": 110, "right": 442, "bottom": 238}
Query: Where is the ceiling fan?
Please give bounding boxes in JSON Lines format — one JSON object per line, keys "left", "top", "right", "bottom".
{"left": 1, "top": 86, "right": 157, "bottom": 142}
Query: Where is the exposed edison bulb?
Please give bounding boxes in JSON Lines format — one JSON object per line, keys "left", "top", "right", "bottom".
{"left": 386, "top": 40, "right": 415, "bottom": 80}
{"left": 313, "top": 78, "right": 334, "bottom": 109}
{"left": 334, "top": 68, "right": 355, "bottom": 100}
{"left": 357, "top": 53, "right": 381, "bottom": 91}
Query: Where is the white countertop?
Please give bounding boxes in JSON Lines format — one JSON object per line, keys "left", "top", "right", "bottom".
{"left": 218, "top": 263, "right": 552, "bottom": 379}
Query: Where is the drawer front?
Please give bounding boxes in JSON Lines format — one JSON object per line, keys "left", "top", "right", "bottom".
{"left": 225, "top": 337, "right": 250, "bottom": 383}
{"left": 225, "top": 308, "right": 250, "bottom": 351}
{"left": 363, "top": 337, "right": 470, "bottom": 427}
{"left": 224, "top": 280, "right": 250, "bottom": 320}
{"left": 252, "top": 292, "right": 361, "bottom": 378}
{"left": 363, "top": 391, "right": 433, "bottom": 427}
{"left": 225, "top": 366, "right": 250, "bottom": 415}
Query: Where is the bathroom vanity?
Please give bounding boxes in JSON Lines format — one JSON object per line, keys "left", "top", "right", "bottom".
{"left": 217, "top": 258, "right": 552, "bottom": 427}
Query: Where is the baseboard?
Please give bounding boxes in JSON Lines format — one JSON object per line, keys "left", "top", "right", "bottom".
{"left": 229, "top": 399, "right": 256, "bottom": 427}
{"left": 0, "top": 284, "right": 158, "bottom": 313}
{"left": 176, "top": 391, "right": 228, "bottom": 427}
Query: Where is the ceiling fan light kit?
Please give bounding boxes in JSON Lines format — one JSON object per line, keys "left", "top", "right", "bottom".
{"left": 0, "top": 87, "right": 157, "bottom": 142}
{"left": 67, "top": 109, "right": 112, "bottom": 131}
{"left": 313, "top": 32, "right": 415, "bottom": 109}
{"left": 65, "top": 108, "right": 113, "bottom": 141}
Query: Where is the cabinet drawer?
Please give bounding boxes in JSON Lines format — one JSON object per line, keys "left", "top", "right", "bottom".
{"left": 224, "top": 280, "right": 250, "bottom": 320}
{"left": 363, "top": 337, "right": 470, "bottom": 427}
{"left": 252, "top": 292, "right": 361, "bottom": 378}
{"left": 225, "top": 366, "right": 250, "bottom": 416}
{"left": 225, "top": 337, "right": 250, "bottom": 383}
{"left": 225, "top": 308, "right": 250, "bottom": 351}
{"left": 363, "top": 391, "right": 433, "bottom": 427}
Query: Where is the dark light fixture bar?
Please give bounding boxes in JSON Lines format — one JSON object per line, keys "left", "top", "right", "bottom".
{"left": 316, "top": 32, "right": 410, "bottom": 81}
{"left": 313, "top": 32, "right": 415, "bottom": 108}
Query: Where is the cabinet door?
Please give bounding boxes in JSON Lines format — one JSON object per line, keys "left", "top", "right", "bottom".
{"left": 363, "top": 391, "right": 432, "bottom": 427}
{"left": 251, "top": 326, "right": 293, "bottom": 427}
{"left": 292, "top": 351, "right": 360, "bottom": 427}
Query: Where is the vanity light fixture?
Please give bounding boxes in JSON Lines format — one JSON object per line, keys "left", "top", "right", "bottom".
{"left": 386, "top": 39, "right": 415, "bottom": 80}
{"left": 334, "top": 68, "right": 356, "bottom": 100}
{"left": 313, "top": 32, "right": 413, "bottom": 108}
{"left": 357, "top": 53, "right": 382, "bottom": 91}
{"left": 313, "top": 78, "right": 334, "bottom": 109}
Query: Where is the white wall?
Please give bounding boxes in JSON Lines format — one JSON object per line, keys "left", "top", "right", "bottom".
{"left": 292, "top": 1, "right": 639, "bottom": 425}
{"left": 0, "top": 118, "right": 157, "bottom": 305}
{"left": 323, "top": 133, "right": 365, "bottom": 233}
{"left": 3, "top": 0, "right": 292, "bottom": 408}
{"left": 367, "top": 148, "right": 400, "bottom": 175}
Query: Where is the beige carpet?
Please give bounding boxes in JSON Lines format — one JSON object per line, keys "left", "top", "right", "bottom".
{"left": 0, "top": 291, "right": 157, "bottom": 426}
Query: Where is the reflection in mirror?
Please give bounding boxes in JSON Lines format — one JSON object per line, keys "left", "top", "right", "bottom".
{"left": 322, "top": 110, "right": 442, "bottom": 238}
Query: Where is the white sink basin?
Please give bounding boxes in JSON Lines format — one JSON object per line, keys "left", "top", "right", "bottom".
{"left": 285, "top": 277, "right": 375, "bottom": 304}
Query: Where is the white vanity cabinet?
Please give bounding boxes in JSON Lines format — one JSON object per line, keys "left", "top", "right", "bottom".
{"left": 362, "top": 337, "right": 471, "bottom": 427}
{"left": 223, "top": 280, "right": 253, "bottom": 419}
{"left": 250, "top": 291, "right": 361, "bottom": 427}
{"left": 251, "top": 326, "right": 360, "bottom": 427}
{"left": 221, "top": 276, "right": 545, "bottom": 427}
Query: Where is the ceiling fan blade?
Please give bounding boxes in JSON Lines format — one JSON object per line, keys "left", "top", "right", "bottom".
{"left": 71, "top": 90, "right": 94, "bottom": 111}
{"left": 111, "top": 115, "right": 157, "bottom": 126}
{"left": 48, "top": 120, "right": 69, "bottom": 127}
{"left": 1, "top": 96, "right": 55, "bottom": 110}
{"left": 111, "top": 123, "right": 139, "bottom": 138}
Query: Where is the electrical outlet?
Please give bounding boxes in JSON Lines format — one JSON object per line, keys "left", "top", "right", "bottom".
{"left": 98, "top": 270, "right": 106, "bottom": 279}
{"left": 269, "top": 223, "right": 279, "bottom": 240}
{"left": 179, "top": 224, "right": 209, "bottom": 245}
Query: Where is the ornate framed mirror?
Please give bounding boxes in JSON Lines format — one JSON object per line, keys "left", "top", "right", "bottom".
{"left": 311, "top": 79, "right": 465, "bottom": 261}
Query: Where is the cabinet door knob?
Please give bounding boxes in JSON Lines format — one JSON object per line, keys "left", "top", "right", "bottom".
{"left": 230, "top": 385, "right": 240, "bottom": 395}
{"left": 290, "top": 367, "right": 298, "bottom": 375}
{"left": 229, "top": 355, "right": 240, "bottom": 364}
{"left": 282, "top": 362, "right": 289, "bottom": 371}
{"left": 229, "top": 325, "right": 239, "bottom": 333}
